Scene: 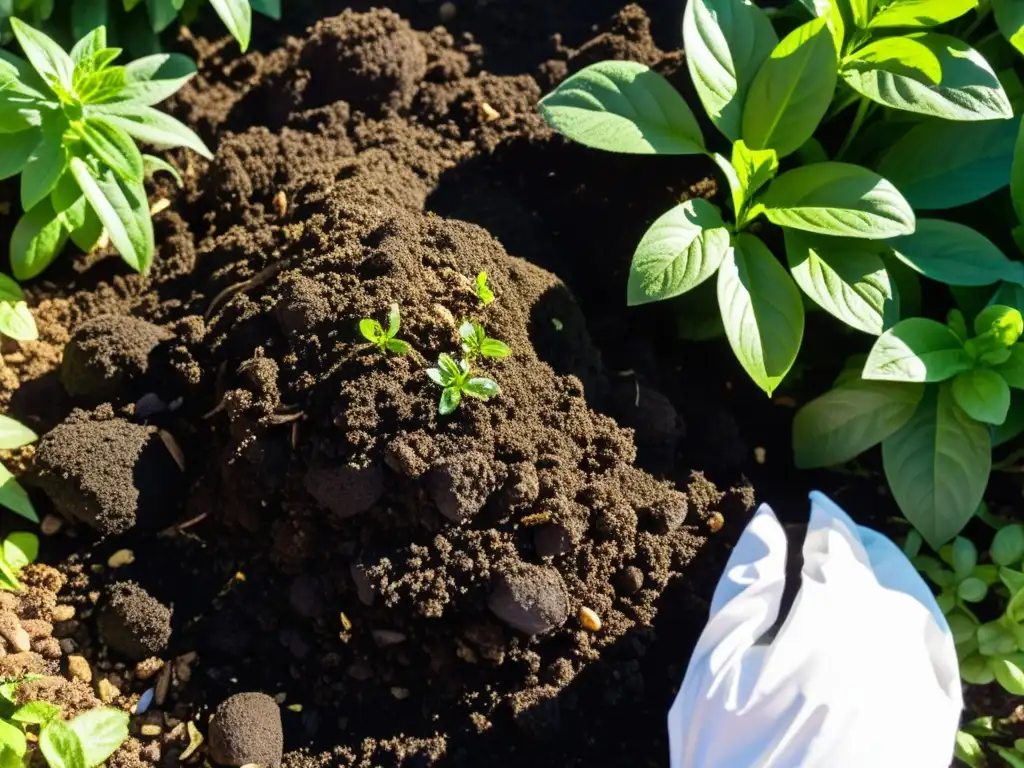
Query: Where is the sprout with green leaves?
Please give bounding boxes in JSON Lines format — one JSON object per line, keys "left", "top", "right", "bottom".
{"left": 358, "top": 303, "right": 411, "bottom": 356}
{"left": 426, "top": 353, "right": 499, "bottom": 415}
{"left": 1, "top": 20, "right": 213, "bottom": 279}
{"left": 0, "top": 531, "right": 38, "bottom": 592}
{"left": 0, "top": 274, "right": 37, "bottom": 344}
{"left": 0, "top": 414, "right": 37, "bottom": 524}
{"left": 475, "top": 271, "right": 494, "bottom": 306}
{"left": 459, "top": 321, "right": 510, "bottom": 362}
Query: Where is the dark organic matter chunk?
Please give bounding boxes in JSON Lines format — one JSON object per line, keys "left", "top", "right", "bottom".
{"left": 32, "top": 416, "right": 179, "bottom": 534}
{"left": 97, "top": 582, "right": 172, "bottom": 661}
{"left": 60, "top": 315, "right": 171, "bottom": 403}
{"left": 487, "top": 564, "right": 569, "bottom": 635}
{"left": 209, "top": 692, "right": 284, "bottom": 768}
{"left": 304, "top": 463, "right": 384, "bottom": 519}
{"left": 427, "top": 451, "right": 499, "bottom": 523}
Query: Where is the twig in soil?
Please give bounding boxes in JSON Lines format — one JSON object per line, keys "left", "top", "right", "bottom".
{"left": 157, "top": 512, "right": 209, "bottom": 538}
{"left": 204, "top": 261, "right": 287, "bottom": 321}
{"left": 994, "top": 449, "right": 1024, "bottom": 472}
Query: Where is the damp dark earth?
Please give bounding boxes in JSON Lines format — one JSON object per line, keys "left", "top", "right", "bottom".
{"left": 1, "top": 1, "right": 1011, "bottom": 766}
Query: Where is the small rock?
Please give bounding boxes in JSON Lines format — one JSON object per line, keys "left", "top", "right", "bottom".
{"left": 96, "top": 677, "right": 120, "bottom": 703}
{"left": 154, "top": 662, "right": 171, "bottom": 706}
{"left": 32, "top": 637, "right": 61, "bottom": 659}
{"left": 52, "top": 620, "right": 79, "bottom": 639}
{"left": 349, "top": 563, "right": 377, "bottom": 607}
{"left": 0, "top": 611, "right": 31, "bottom": 652}
{"left": 20, "top": 619, "right": 53, "bottom": 639}
{"left": 140, "top": 723, "right": 162, "bottom": 738}
{"left": 487, "top": 564, "right": 569, "bottom": 635}
{"left": 97, "top": 582, "right": 172, "bottom": 661}
{"left": 390, "top": 687, "right": 410, "bottom": 700}
{"left": 371, "top": 630, "right": 406, "bottom": 647}
{"left": 107, "top": 549, "right": 135, "bottom": 569}
{"left": 208, "top": 693, "right": 284, "bottom": 768}
{"left": 51, "top": 605, "right": 75, "bottom": 622}
{"left": 40, "top": 515, "right": 64, "bottom": 536}
{"left": 58, "top": 639, "right": 76, "bottom": 655}
{"left": 134, "top": 657, "right": 164, "bottom": 681}
{"left": 616, "top": 567, "right": 644, "bottom": 595}
{"left": 708, "top": 512, "right": 725, "bottom": 533}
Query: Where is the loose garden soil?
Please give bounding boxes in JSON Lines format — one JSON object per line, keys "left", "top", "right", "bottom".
{"left": 2, "top": 1, "right": 1010, "bottom": 766}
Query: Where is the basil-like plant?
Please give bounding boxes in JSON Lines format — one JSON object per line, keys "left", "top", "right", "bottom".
{"left": 0, "top": 274, "right": 37, "bottom": 343}
{"left": 0, "top": 691, "right": 129, "bottom": 768}
{"left": 0, "top": 531, "right": 38, "bottom": 592}
{"left": 0, "top": 414, "right": 36, "bottom": 523}
{"left": 794, "top": 306, "right": 1024, "bottom": 547}
{"left": 540, "top": 8, "right": 923, "bottom": 394}
{"left": 2, "top": 0, "right": 280, "bottom": 54}
{"left": 426, "top": 353, "right": 500, "bottom": 415}
{"left": 1, "top": 20, "right": 213, "bottom": 279}
{"left": 459, "top": 321, "right": 510, "bottom": 362}
{"left": 359, "top": 303, "right": 411, "bottom": 356}
{"left": 475, "top": 271, "right": 495, "bottom": 306}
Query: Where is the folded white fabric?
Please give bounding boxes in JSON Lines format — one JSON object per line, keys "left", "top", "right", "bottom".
{"left": 668, "top": 491, "right": 962, "bottom": 768}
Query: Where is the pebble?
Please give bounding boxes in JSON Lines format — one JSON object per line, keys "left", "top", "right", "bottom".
{"left": 40, "top": 515, "right": 64, "bottom": 536}
{"left": 52, "top": 620, "right": 80, "bottom": 638}
{"left": 0, "top": 610, "right": 31, "bottom": 652}
{"left": 107, "top": 549, "right": 135, "bottom": 569}
{"left": 51, "top": 605, "right": 75, "bottom": 622}
{"left": 439, "top": 1, "right": 456, "bottom": 22}
{"left": 708, "top": 513, "right": 725, "bottom": 533}
{"left": 391, "top": 687, "right": 410, "bottom": 700}
{"left": 20, "top": 619, "right": 53, "bottom": 639}
{"left": 140, "top": 723, "right": 162, "bottom": 737}
{"left": 579, "top": 607, "right": 602, "bottom": 632}
{"left": 32, "top": 637, "right": 61, "bottom": 659}
{"left": 135, "top": 657, "right": 165, "bottom": 681}
{"left": 371, "top": 630, "right": 407, "bottom": 647}
{"left": 58, "top": 639, "right": 76, "bottom": 655}
{"left": 96, "top": 677, "right": 120, "bottom": 703}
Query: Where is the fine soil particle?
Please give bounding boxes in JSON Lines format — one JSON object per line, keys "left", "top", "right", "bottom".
{"left": 97, "top": 582, "right": 173, "bottom": 661}
{"left": 209, "top": 692, "right": 284, "bottom": 768}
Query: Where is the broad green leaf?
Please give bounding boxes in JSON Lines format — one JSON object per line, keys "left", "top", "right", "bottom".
{"left": 0, "top": 129, "right": 41, "bottom": 179}
{"left": 10, "top": 199, "right": 68, "bottom": 281}
{"left": 439, "top": 387, "right": 461, "bottom": 415}
{"left": 626, "top": 199, "right": 730, "bottom": 305}
{"left": 0, "top": 413, "right": 36, "bottom": 449}
{"left": 539, "top": 61, "right": 704, "bottom": 155}
{"left": 994, "top": 0, "right": 1024, "bottom": 56}
{"left": 955, "top": 731, "right": 985, "bottom": 768}
{"left": 210, "top": 0, "right": 252, "bottom": 51}
{"left": 68, "top": 708, "right": 129, "bottom": 767}
{"left": 0, "top": 89, "right": 45, "bottom": 133}
{"left": 1014, "top": 116, "right": 1024, "bottom": 225}
{"left": 9, "top": 18, "right": 74, "bottom": 97}
{"left": 146, "top": 0, "right": 180, "bottom": 33}
{"left": 69, "top": 26, "right": 106, "bottom": 67}
{"left": 12, "top": 700, "right": 60, "bottom": 724}
{"left": 359, "top": 318, "right": 382, "bottom": 342}
{"left": 889, "top": 220, "right": 1024, "bottom": 287}
{"left": 842, "top": 34, "right": 1012, "bottom": 120}
{"left": 731, "top": 139, "right": 778, "bottom": 207}
{"left": 39, "top": 720, "right": 87, "bottom": 768}
{"left": 70, "top": 158, "right": 154, "bottom": 273}
{"left": 251, "top": 0, "right": 281, "bottom": 18}
{"left": 713, "top": 152, "right": 745, "bottom": 217}
{"left": 0, "top": 273, "right": 37, "bottom": 342}
{"left": 760, "top": 162, "right": 915, "bottom": 239}
{"left": 717, "top": 233, "right": 804, "bottom": 395}
{"left": 111, "top": 53, "right": 196, "bottom": 106}
{"left": 953, "top": 369, "right": 1011, "bottom": 425}
{"left": 878, "top": 117, "right": 1020, "bottom": 210}
{"left": 20, "top": 120, "right": 67, "bottom": 211}
{"left": 464, "top": 378, "right": 501, "bottom": 398}
{"left": 0, "top": 464, "right": 37, "bottom": 522}
{"left": 993, "top": 525, "right": 1024, "bottom": 566}
{"left": 741, "top": 18, "right": 837, "bottom": 158}
{"left": 882, "top": 383, "right": 991, "bottom": 548}
{"left": 869, "top": 0, "right": 978, "bottom": 28}
{"left": 994, "top": 658, "right": 1024, "bottom": 694}
{"left": 84, "top": 103, "right": 212, "bottom": 158}
{"left": 682, "top": 0, "right": 778, "bottom": 141}
{"left": 478, "top": 339, "right": 509, "bottom": 358}
{"left": 784, "top": 229, "right": 897, "bottom": 335}
{"left": 958, "top": 576, "right": 988, "bottom": 602}
{"left": 68, "top": 208, "right": 103, "bottom": 254}
{"left": 864, "top": 317, "right": 972, "bottom": 382}
{"left": 0, "top": 722, "right": 25, "bottom": 759}
{"left": 3, "top": 532, "right": 38, "bottom": 573}
{"left": 993, "top": 345, "right": 1024, "bottom": 388}
{"left": 78, "top": 118, "right": 143, "bottom": 182}
{"left": 792, "top": 378, "right": 923, "bottom": 467}
{"left": 994, "top": 746, "right": 1024, "bottom": 768}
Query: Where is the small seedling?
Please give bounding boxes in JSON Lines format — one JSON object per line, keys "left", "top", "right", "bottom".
{"left": 0, "top": 414, "right": 37, "bottom": 523}
{"left": 426, "top": 353, "right": 499, "bottom": 415}
{"left": 0, "top": 689, "right": 129, "bottom": 768}
{"left": 359, "top": 303, "right": 411, "bottom": 356}
{"left": 0, "top": 531, "right": 39, "bottom": 592}
{"left": 0, "top": 274, "right": 37, "bottom": 345}
{"left": 475, "top": 272, "right": 495, "bottom": 305}
{"left": 459, "top": 321, "right": 510, "bottom": 362}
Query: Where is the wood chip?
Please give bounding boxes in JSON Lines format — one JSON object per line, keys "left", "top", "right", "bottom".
{"left": 273, "top": 190, "right": 288, "bottom": 217}
{"left": 155, "top": 662, "right": 171, "bottom": 706}
{"left": 579, "top": 606, "right": 601, "bottom": 632}
{"left": 479, "top": 102, "right": 500, "bottom": 122}
{"left": 150, "top": 199, "right": 171, "bottom": 216}
{"left": 159, "top": 430, "right": 186, "bottom": 471}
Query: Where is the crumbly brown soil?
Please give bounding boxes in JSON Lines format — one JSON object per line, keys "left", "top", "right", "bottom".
{"left": 0, "top": 3, "right": 773, "bottom": 767}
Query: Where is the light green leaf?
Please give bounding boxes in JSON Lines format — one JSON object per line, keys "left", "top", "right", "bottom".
{"left": 878, "top": 117, "right": 1019, "bottom": 210}
{"left": 12, "top": 700, "right": 60, "bottom": 724}
{"left": 889, "top": 220, "right": 1023, "bottom": 287}
{"left": 359, "top": 318, "right": 382, "bottom": 342}
{"left": 69, "top": 26, "right": 106, "bottom": 67}
{"left": 68, "top": 708, "right": 129, "bottom": 767}
{"left": 792, "top": 378, "right": 923, "bottom": 467}
{"left": 741, "top": 18, "right": 837, "bottom": 158}
{"left": 538, "top": 61, "right": 705, "bottom": 155}
{"left": 0, "top": 413, "right": 36, "bottom": 449}
{"left": 883, "top": 383, "right": 991, "bottom": 549}
{"left": 869, "top": 0, "right": 978, "bottom": 28}
{"left": 111, "top": 53, "right": 196, "bottom": 106}
{"left": 841, "top": 33, "right": 1012, "bottom": 120}
{"left": 954, "top": 731, "right": 985, "bottom": 768}
{"left": 464, "top": 378, "right": 500, "bottom": 399}
{"left": 142, "top": 154, "right": 183, "bottom": 186}
{"left": 0, "top": 722, "right": 26, "bottom": 759}
{"left": 626, "top": 199, "right": 730, "bottom": 305}
{"left": 0, "top": 89, "right": 45, "bottom": 133}
{"left": 760, "top": 162, "right": 915, "bottom": 239}
{"left": 958, "top": 576, "right": 988, "bottom": 602}
{"left": 0, "top": 273, "right": 37, "bottom": 342}
{"left": 40, "top": 720, "right": 87, "bottom": 768}
{"left": 210, "top": 0, "right": 253, "bottom": 52}
{"left": 0, "top": 129, "right": 41, "bottom": 180}
{"left": 439, "top": 387, "right": 461, "bottom": 415}
{"left": 77, "top": 117, "right": 143, "bottom": 182}
{"left": 994, "top": 0, "right": 1024, "bottom": 56}
{"left": 84, "top": 103, "right": 212, "bottom": 159}
{"left": 864, "top": 317, "right": 972, "bottom": 382}
{"left": 993, "top": 345, "right": 1024, "bottom": 389}
{"left": 953, "top": 369, "right": 1011, "bottom": 425}
{"left": 994, "top": 746, "right": 1024, "bottom": 768}
{"left": 682, "top": 0, "right": 778, "bottom": 141}
{"left": 731, "top": 139, "right": 777, "bottom": 207}
{"left": 10, "top": 199, "right": 68, "bottom": 282}
{"left": 784, "top": 229, "right": 897, "bottom": 335}
{"left": 9, "top": 18, "right": 74, "bottom": 96}
{"left": 717, "top": 233, "right": 804, "bottom": 395}
{"left": 0, "top": 464, "right": 37, "bottom": 522}
{"left": 70, "top": 158, "right": 154, "bottom": 273}
{"left": 3, "top": 531, "right": 38, "bottom": 573}
{"left": 994, "top": 658, "right": 1024, "bottom": 694}
{"left": 21, "top": 120, "right": 68, "bottom": 212}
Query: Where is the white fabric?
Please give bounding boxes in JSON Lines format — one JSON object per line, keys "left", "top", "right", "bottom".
{"left": 668, "top": 491, "right": 962, "bottom": 768}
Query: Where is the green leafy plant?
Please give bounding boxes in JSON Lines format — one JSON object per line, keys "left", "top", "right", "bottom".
{"left": 459, "top": 321, "right": 510, "bottom": 362}
{"left": 0, "top": 414, "right": 36, "bottom": 523}
{"left": 794, "top": 306, "right": 1024, "bottom": 547}
{"left": 0, "top": 274, "right": 37, "bottom": 343}
{"left": 426, "top": 353, "right": 500, "bottom": 415}
{"left": 475, "top": 271, "right": 495, "bottom": 305}
{"left": 1, "top": 20, "right": 213, "bottom": 279}
{"left": 0, "top": 685, "right": 129, "bottom": 768}
{"left": 359, "top": 303, "right": 411, "bottom": 356}
{"left": 0, "top": 531, "right": 38, "bottom": 592}
{"left": 2, "top": 0, "right": 281, "bottom": 54}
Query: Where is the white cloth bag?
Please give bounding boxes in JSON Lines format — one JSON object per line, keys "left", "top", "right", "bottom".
{"left": 668, "top": 491, "right": 963, "bottom": 768}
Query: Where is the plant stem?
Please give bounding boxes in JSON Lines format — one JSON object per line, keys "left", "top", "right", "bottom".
{"left": 962, "top": 6, "right": 992, "bottom": 40}
{"left": 835, "top": 98, "right": 870, "bottom": 161}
